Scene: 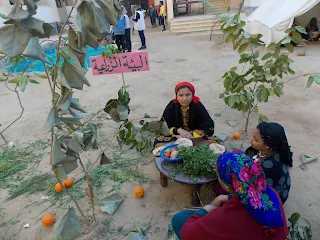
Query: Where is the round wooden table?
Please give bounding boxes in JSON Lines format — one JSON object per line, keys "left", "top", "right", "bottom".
{"left": 154, "top": 139, "right": 217, "bottom": 207}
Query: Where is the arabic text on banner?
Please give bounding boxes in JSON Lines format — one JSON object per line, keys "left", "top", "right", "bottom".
{"left": 90, "top": 51, "right": 150, "bottom": 76}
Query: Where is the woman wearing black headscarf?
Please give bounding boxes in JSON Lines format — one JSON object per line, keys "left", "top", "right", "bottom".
{"left": 246, "top": 122, "right": 292, "bottom": 203}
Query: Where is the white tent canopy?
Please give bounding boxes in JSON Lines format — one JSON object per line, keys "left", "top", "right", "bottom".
{"left": 244, "top": 0, "right": 320, "bottom": 45}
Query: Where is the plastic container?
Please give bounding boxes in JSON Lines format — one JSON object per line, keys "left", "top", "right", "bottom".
{"left": 160, "top": 144, "right": 183, "bottom": 163}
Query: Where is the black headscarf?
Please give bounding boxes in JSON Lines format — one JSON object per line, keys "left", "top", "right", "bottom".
{"left": 257, "top": 122, "right": 293, "bottom": 167}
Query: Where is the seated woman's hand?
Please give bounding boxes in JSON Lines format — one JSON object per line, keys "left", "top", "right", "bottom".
{"left": 177, "top": 128, "right": 194, "bottom": 139}
{"left": 211, "top": 195, "right": 229, "bottom": 207}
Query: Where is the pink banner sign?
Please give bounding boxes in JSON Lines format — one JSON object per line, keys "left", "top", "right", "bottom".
{"left": 90, "top": 51, "right": 150, "bottom": 75}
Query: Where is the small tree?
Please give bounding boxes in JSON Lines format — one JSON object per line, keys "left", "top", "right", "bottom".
{"left": 219, "top": 15, "right": 320, "bottom": 132}
{"left": 0, "top": 0, "right": 124, "bottom": 238}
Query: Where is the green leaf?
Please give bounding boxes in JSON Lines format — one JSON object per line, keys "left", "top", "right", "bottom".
{"left": 285, "top": 28, "right": 295, "bottom": 34}
{"left": 0, "top": 13, "right": 7, "bottom": 19}
{"left": 95, "top": 0, "right": 119, "bottom": 25}
{"left": 45, "top": 107, "right": 61, "bottom": 131}
{"left": 288, "top": 68, "right": 295, "bottom": 75}
{"left": 19, "top": 17, "right": 44, "bottom": 34}
{"left": 291, "top": 31, "right": 303, "bottom": 43}
{"left": 57, "top": 60, "right": 90, "bottom": 90}
{"left": 0, "top": 25, "right": 31, "bottom": 57}
{"left": 144, "top": 121, "right": 161, "bottom": 132}
{"left": 233, "top": 37, "right": 243, "bottom": 50}
{"left": 243, "top": 31, "right": 251, "bottom": 39}
{"left": 56, "top": 207, "right": 82, "bottom": 240}
{"left": 281, "top": 37, "right": 291, "bottom": 44}
{"left": 55, "top": 165, "right": 68, "bottom": 180}
{"left": 307, "top": 76, "right": 313, "bottom": 88}
{"left": 33, "top": 72, "right": 48, "bottom": 79}
{"left": 259, "top": 88, "right": 269, "bottom": 102}
{"left": 228, "top": 96, "right": 236, "bottom": 107}
{"left": 274, "top": 86, "right": 283, "bottom": 97}
{"left": 8, "top": 77, "right": 20, "bottom": 84}
{"left": 268, "top": 88, "right": 274, "bottom": 96}
{"left": 261, "top": 52, "right": 272, "bottom": 60}
{"left": 62, "top": 161, "right": 79, "bottom": 174}
{"left": 224, "top": 77, "right": 232, "bottom": 89}
{"left": 0, "top": 77, "right": 7, "bottom": 82}
{"left": 258, "top": 114, "right": 268, "bottom": 123}
{"left": 60, "top": 117, "right": 83, "bottom": 130}
{"left": 52, "top": 134, "right": 65, "bottom": 166}
{"left": 311, "top": 75, "right": 320, "bottom": 84}
{"left": 7, "top": 2, "right": 30, "bottom": 21}
{"left": 238, "top": 42, "right": 249, "bottom": 54}
{"left": 29, "top": 23, "right": 53, "bottom": 38}
{"left": 77, "top": 1, "right": 111, "bottom": 39}
{"left": 23, "top": 0, "right": 38, "bottom": 15}
{"left": 295, "top": 26, "right": 307, "bottom": 34}
{"left": 19, "top": 76, "right": 28, "bottom": 92}
{"left": 100, "top": 193, "right": 124, "bottom": 215}
{"left": 28, "top": 79, "right": 39, "bottom": 84}
{"left": 289, "top": 213, "right": 300, "bottom": 225}
{"left": 70, "top": 98, "right": 86, "bottom": 113}
{"left": 65, "top": 45, "right": 82, "bottom": 69}
{"left": 285, "top": 43, "right": 294, "bottom": 53}
{"left": 253, "top": 51, "right": 259, "bottom": 59}
{"left": 225, "top": 33, "right": 236, "bottom": 43}
{"left": 22, "top": 37, "right": 49, "bottom": 63}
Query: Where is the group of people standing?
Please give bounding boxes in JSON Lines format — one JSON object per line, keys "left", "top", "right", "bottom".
{"left": 112, "top": 5, "right": 146, "bottom": 52}
{"left": 111, "top": 2, "right": 167, "bottom": 52}
{"left": 147, "top": 1, "right": 167, "bottom": 31}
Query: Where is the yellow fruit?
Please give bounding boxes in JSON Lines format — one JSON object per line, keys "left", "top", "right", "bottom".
{"left": 63, "top": 177, "right": 74, "bottom": 188}
{"left": 54, "top": 182, "right": 64, "bottom": 193}
{"left": 42, "top": 213, "right": 55, "bottom": 227}
{"left": 232, "top": 132, "right": 241, "bottom": 140}
{"left": 134, "top": 186, "right": 144, "bottom": 198}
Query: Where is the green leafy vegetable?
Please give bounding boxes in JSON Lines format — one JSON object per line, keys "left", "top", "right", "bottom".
{"left": 179, "top": 145, "right": 219, "bottom": 177}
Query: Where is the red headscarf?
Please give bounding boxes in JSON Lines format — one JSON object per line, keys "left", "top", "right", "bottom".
{"left": 173, "top": 81, "right": 200, "bottom": 104}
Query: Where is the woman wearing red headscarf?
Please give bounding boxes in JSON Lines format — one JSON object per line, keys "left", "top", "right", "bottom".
{"left": 154, "top": 82, "right": 218, "bottom": 147}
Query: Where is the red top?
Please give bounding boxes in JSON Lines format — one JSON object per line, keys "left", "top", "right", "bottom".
{"left": 180, "top": 196, "right": 288, "bottom": 240}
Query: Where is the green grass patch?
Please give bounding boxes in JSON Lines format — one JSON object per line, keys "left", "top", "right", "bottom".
{"left": 8, "top": 172, "right": 85, "bottom": 203}
{"left": 0, "top": 139, "right": 49, "bottom": 188}
{"left": 89, "top": 157, "right": 150, "bottom": 186}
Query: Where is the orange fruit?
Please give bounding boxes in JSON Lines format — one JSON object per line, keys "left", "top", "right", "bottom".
{"left": 54, "top": 182, "right": 64, "bottom": 193}
{"left": 42, "top": 213, "right": 55, "bottom": 227}
{"left": 134, "top": 186, "right": 144, "bottom": 198}
{"left": 63, "top": 177, "right": 74, "bottom": 188}
{"left": 232, "top": 132, "right": 241, "bottom": 140}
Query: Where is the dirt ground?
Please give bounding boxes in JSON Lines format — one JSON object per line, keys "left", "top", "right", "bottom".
{"left": 1, "top": 25, "right": 320, "bottom": 240}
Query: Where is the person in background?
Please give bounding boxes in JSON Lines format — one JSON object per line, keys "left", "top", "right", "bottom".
{"left": 246, "top": 122, "right": 292, "bottom": 203}
{"left": 133, "top": 6, "right": 147, "bottom": 50}
{"left": 132, "top": 6, "right": 138, "bottom": 35}
{"left": 172, "top": 152, "right": 289, "bottom": 240}
{"left": 160, "top": 1, "right": 167, "bottom": 31}
{"left": 113, "top": 12, "right": 126, "bottom": 52}
{"left": 122, "top": 6, "right": 131, "bottom": 52}
{"left": 157, "top": 4, "right": 162, "bottom": 26}
{"left": 148, "top": 4, "right": 157, "bottom": 28}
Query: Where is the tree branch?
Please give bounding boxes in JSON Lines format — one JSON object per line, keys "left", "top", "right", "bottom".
{"left": 284, "top": 73, "right": 320, "bottom": 84}
{"left": 0, "top": 85, "right": 25, "bottom": 140}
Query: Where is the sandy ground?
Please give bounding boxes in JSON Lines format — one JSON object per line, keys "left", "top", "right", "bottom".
{"left": 1, "top": 24, "right": 320, "bottom": 240}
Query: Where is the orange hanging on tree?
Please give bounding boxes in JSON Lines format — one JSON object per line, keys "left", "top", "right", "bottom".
{"left": 54, "top": 182, "right": 64, "bottom": 193}
{"left": 42, "top": 213, "right": 55, "bottom": 227}
{"left": 63, "top": 177, "right": 74, "bottom": 188}
{"left": 232, "top": 132, "right": 241, "bottom": 140}
{"left": 134, "top": 186, "right": 144, "bottom": 198}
